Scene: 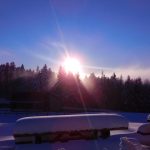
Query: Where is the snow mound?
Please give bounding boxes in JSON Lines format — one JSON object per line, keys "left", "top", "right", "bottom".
{"left": 14, "top": 113, "right": 128, "bottom": 135}
{"left": 137, "top": 123, "right": 150, "bottom": 146}
{"left": 120, "top": 137, "right": 149, "bottom": 150}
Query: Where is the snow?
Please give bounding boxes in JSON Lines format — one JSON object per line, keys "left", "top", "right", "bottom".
{"left": 137, "top": 123, "right": 150, "bottom": 146}
{"left": 119, "top": 137, "right": 150, "bottom": 150}
{"left": 13, "top": 113, "right": 128, "bottom": 135}
{"left": 147, "top": 114, "right": 150, "bottom": 122}
{"left": 138, "top": 134, "right": 150, "bottom": 147}
{"left": 14, "top": 130, "right": 149, "bottom": 150}
{"left": 138, "top": 123, "right": 150, "bottom": 134}
{"left": 0, "top": 123, "right": 15, "bottom": 150}
{"left": 0, "top": 111, "right": 150, "bottom": 150}
{"left": 120, "top": 112, "right": 149, "bottom": 123}
{"left": 14, "top": 131, "right": 137, "bottom": 150}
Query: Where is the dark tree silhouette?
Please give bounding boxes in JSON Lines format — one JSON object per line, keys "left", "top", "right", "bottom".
{"left": 0, "top": 62, "right": 150, "bottom": 112}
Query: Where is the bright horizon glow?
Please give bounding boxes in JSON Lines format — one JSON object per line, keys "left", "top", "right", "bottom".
{"left": 1, "top": 1, "right": 150, "bottom": 80}
{"left": 63, "top": 57, "right": 83, "bottom": 75}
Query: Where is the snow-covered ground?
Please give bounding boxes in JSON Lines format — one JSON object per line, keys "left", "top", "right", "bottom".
{"left": 0, "top": 111, "right": 149, "bottom": 150}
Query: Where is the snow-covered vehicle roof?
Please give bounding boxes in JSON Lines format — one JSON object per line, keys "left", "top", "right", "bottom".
{"left": 14, "top": 113, "right": 128, "bottom": 135}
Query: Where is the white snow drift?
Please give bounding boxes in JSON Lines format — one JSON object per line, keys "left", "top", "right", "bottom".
{"left": 13, "top": 113, "right": 128, "bottom": 144}
{"left": 14, "top": 113, "right": 128, "bottom": 135}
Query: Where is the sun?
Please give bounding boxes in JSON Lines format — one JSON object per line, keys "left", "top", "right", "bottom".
{"left": 63, "top": 57, "right": 82, "bottom": 74}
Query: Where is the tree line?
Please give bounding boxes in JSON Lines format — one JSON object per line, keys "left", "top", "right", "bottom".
{"left": 0, "top": 62, "right": 150, "bottom": 112}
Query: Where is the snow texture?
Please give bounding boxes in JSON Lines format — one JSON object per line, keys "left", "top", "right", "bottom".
{"left": 0, "top": 123, "right": 15, "bottom": 150}
{"left": 14, "top": 113, "right": 128, "bottom": 135}
{"left": 120, "top": 137, "right": 144, "bottom": 150}
{"left": 1, "top": 112, "right": 150, "bottom": 150}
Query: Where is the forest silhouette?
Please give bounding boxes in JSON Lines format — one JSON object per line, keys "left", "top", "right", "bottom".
{"left": 0, "top": 62, "right": 150, "bottom": 112}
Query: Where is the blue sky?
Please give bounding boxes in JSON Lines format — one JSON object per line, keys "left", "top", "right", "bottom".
{"left": 0, "top": 0, "right": 150, "bottom": 78}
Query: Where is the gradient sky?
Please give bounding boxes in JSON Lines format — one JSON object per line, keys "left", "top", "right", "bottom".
{"left": 0, "top": 0, "right": 150, "bottom": 79}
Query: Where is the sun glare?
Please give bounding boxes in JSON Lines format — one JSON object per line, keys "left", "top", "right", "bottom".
{"left": 63, "top": 57, "right": 82, "bottom": 74}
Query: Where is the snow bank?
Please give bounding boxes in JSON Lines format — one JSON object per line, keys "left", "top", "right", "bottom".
{"left": 14, "top": 113, "right": 128, "bottom": 135}
{"left": 13, "top": 113, "right": 128, "bottom": 144}
{"left": 137, "top": 123, "right": 150, "bottom": 146}
{"left": 120, "top": 137, "right": 143, "bottom": 150}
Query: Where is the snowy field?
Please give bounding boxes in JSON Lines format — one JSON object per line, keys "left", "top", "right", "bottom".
{"left": 0, "top": 111, "right": 150, "bottom": 150}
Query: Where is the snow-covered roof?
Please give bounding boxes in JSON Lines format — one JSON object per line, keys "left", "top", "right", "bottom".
{"left": 14, "top": 113, "right": 128, "bottom": 135}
